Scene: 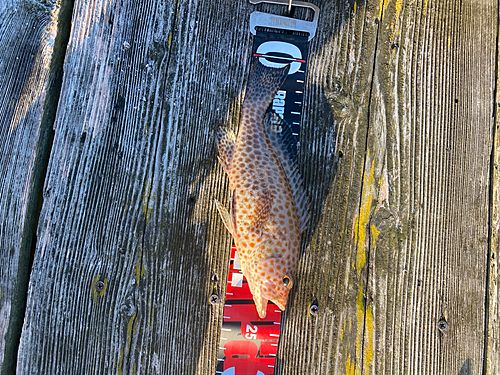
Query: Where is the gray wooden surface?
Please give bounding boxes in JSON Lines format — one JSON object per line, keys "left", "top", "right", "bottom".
{"left": 489, "top": 46, "right": 500, "bottom": 375}
{"left": 0, "top": 0, "right": 498, "bottom": 374}
{"left": 0, "top": 1, "right": 62, "bottom": 373}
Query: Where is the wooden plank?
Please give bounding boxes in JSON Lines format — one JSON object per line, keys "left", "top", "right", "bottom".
{"left": 0, "top": 1, "right": 63, "bottom": 372}
{"left": 276, "top": 1, "right": 382, "bottom": 374}
{"left": 364, "top": 0, "right": 497, "bottom": 374}
{"left": 17, "top": 0, "right": 253, "bottom": 373}
{"left": 488, "top": 19, "right": 500, "bottom": 374}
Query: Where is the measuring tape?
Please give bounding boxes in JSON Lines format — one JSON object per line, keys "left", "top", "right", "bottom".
{"left": 216, "top": 2, "right": 319, "bottom": 374}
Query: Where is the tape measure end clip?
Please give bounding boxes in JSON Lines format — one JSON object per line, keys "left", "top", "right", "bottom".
{"left": 249, "top": 0, "right": 320, "bottom": 41}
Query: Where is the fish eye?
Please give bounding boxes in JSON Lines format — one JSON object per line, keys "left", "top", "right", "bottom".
{"left": 282, "top": 276, "right": 293, "bottom": 289}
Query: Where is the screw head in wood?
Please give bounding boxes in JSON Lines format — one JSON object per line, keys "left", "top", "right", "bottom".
{"left": 309, "top": 301, "right": 319, "bottom": 316}
{"left": 95, "top": 280, "right": 105, "bottom": 292}
{"left": 209, "top": 293, "right": 220, "bottom": 305}
{"left": 437, "top": 318, "right": 449, "bottom": 332}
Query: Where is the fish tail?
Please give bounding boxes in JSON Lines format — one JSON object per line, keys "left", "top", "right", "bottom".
{"left": 244, "top": 60, "right": 290, "bottom": 107}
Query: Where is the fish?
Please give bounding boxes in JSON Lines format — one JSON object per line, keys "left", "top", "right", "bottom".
{"left": 215, "top": 60, "right": 309, "bottom": 318}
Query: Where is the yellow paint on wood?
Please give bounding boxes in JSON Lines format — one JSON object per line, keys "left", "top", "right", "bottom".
{"left": 345, "top": 354, "right": 356, "bottom": 375}
{"left": 378, "top": 0, "right": 390, "bottom": 20}
{"left": 354, "top": 160, "right": 375, "bottom": 273}
{"left": 351, "top": 160, "right": 378, "bottom": 373}
{"left": 395, "top": 0, "right": 403, "bottom": 19}
{"left": 363, "top": 303, "right": 375, "bottom": 372}
{"left": 393, "top": 0, "right": 404, "bottom": 35}
{"left": 423, "top": 0, "right": 429, "bottom": 16}
{"left": 118, "top": 313, "right": 138, "bottom": 375}
{"left": 355, "top": 286, "right": 364, "bottom": 373}
{"left": 126, "top": 313, "right": 137, "bottom": 346}
{"left": 167, "top": 32, "right": 173, "bottom": 48}
{"left": 353, "top": 1, "right": 357, "bottom": 15}
{"left": 134, "top": 262, "right": 145, "bottom": 285}
{"left": 370, "top": 224, "right": 380, "bottom": 246}
{"left": 340, "top": 317, "right": 346, "bottom": 341}
{"left": 389, "top": 0, "right": 404, "bottom": 41}
{"left": 117, "top": 348, "right": 124, "bottom": 375}
{"left": 353, "top": 285, "right": 375, "bottom": 374}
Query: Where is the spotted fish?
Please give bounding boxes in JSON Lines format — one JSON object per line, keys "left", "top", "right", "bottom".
{"left": 215, "top": 61, "right": 309, "bottom": 318}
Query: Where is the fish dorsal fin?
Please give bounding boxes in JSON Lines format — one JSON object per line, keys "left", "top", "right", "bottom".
{"left": 264, "top": 111, "right": 310, "bottom": 233}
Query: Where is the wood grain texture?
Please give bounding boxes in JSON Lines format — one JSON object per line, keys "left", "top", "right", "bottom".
{"left": 488, "top": 26, "right": 500, "bottom": 374}
{"left": 17, "top": 0, "right": 252, "bottom": 373}
{"left": 0, "top": 0, "right": 60, "bottom": 372}
{"left": 364, "top": 0, "right": 497, "bottom": 374}
{"left": 12, "top": 0, "right": 498, "bottom": 374}
{"left": 277, "top": 0, "right": 381, "bottom": 374}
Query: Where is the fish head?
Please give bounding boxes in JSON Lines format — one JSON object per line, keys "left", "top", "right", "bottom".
{"left": 250, "top": 257, "right": 294, "bottom": 318}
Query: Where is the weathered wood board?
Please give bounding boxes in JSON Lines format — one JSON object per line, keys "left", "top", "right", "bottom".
{"left": 279, "top": 0, "right": 497, "bottom": 374}
{"left": 0, "top": 0, "right": 495, "bottom": 374}
{"left": 0, "top": 1, "right": 62, "bottom": 373}
{"left": 17, "top": 0, "right": 252, "bottom": 373}
{"left": 361, "top": 0, "right": 497, "bottom": 374}
{"left": 489, "top": 32, "right": 500, "bottom": 375}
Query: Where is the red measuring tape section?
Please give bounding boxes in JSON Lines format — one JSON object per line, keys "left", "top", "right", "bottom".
{"left": 217, "top": 246, "right": 281, "bottom": 375}
{"left": 216, "top": 2, "right": 319, "bottom": 374}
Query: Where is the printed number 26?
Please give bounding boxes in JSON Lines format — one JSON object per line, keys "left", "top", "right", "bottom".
{"left": 245, "top": 324, "right": 258, "bottom": 340}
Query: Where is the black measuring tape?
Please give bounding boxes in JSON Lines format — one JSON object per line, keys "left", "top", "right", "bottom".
{"left": 216, "top": 2, "right": 319, "bottom": 374}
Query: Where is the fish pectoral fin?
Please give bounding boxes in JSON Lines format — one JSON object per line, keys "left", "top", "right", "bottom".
{"left": 253, "top": 292, "right": 268, "bottom": 319}
{"left": 216, "top": 127, "right": 236, "bottom": 174}
{"left": 215, "top": 200, "right": 236, "bottom": 236}
{"left": 245, "top": 270, "right": 268, "bottom": 318}
{"left": 264, "top": 111, "right": 310, "bottom": 233}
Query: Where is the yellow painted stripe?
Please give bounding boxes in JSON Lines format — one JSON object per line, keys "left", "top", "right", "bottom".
{"left": 354, "top": 160, "right": 375, "bottom": 273}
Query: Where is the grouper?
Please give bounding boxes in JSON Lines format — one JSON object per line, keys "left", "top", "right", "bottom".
{"left": 215, "top": 60, "right": 308, "bottom": 318}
